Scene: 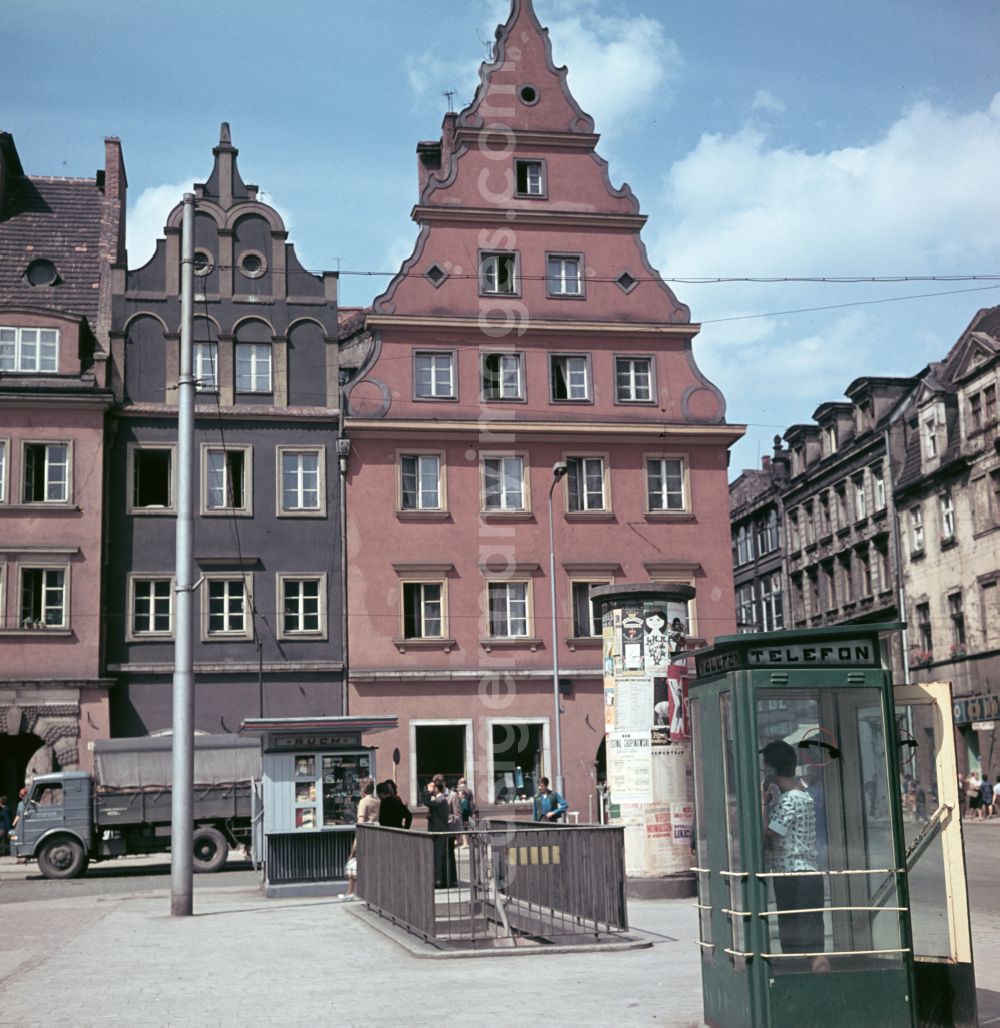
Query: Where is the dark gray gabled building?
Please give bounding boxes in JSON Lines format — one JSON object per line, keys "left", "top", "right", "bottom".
{"left": 106, "top": 124, "right": 343, "bottom": 735}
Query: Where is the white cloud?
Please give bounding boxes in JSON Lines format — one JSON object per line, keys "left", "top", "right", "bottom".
{"left": 126, "top": 179, "right": 194, "bottom": 269}
{"left": 647, "top": 93, "right": 1000, "bottom": 471}
{"left": 545, "top": 7, "right": 682, "bottom": 133}
{"left": 404, "top": 1, "right": 681, "bottom": 136}
{"left": 126, "top": 179, "right": 296, "bottom": 271}
{"left": 750, "top": 89, "right": 785, "bottom": 114}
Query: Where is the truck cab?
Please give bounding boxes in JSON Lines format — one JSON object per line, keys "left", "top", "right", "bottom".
{"left": 11, "top": 772, "right": 94, "bottom": 878}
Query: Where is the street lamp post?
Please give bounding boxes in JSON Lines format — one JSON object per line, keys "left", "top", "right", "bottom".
{"left": 548, "top": 460, "right": 569, "bottom": 797}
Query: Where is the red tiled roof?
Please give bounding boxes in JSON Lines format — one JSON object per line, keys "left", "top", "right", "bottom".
{"left": 0, "top": 174, "right": 105, "bottom": 326}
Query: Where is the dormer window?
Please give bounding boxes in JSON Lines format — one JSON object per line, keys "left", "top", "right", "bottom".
{"left": 515, "top": 160, "right": 545, "bottom": 197}
{"left": 825, "top": 426, "right": 837, "bottom": 455}
{"left": 922, "top": 413, "right": 939, "bottom": 459}
{"left": 0, "top": 327, "right": 59, "bottom": 374}
{"left": 24, "top": 259, "right": 59, "bottom": 287}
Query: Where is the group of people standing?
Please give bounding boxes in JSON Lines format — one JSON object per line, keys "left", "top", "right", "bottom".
{"left": 962, "top": 769, "right": 996, "bottom": 819}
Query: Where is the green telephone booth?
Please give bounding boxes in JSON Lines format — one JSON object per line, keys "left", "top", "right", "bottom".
{"left": 690, "top": 624, "right": 976, "bottom": 1028}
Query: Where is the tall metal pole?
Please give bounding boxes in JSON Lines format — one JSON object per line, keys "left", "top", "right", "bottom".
{"left": 171, "top": 194, "right": 196, "bottom": 916}
{"left": 548, "top": 462, "right": 568, "bottom": 796}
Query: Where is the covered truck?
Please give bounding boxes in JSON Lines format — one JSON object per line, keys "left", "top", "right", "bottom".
{"left": 10, "top": 734, "right": 260, "bottom": 879}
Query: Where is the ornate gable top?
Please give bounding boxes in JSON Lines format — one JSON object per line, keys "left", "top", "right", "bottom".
{"left": 458, "top": 0, "right": 595, "bottom": 136}
{"left": 201, "top": 121, "right": 253, "bottom": 206}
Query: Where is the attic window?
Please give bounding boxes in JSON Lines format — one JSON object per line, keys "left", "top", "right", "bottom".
{"left": 424, "top": 264, "right": 448, "bottom": 288}
{"left": 616, "top": 271, "right": 638, "bottom": 294}
{"left": 193, "top": 250, "right": 214, "bottom": 277}
{"left": 519, "top": 85, "right": 539, "bottom": 106}
{"left": 239, "top": 251, "right": 266, "bottom": 279}
{"left": 25, "top": 260, "right": 59, "bottom": 287}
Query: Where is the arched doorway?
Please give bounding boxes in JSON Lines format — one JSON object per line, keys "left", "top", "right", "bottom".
{"left": 0, "top": 733, "right": 53, "bottom": 802}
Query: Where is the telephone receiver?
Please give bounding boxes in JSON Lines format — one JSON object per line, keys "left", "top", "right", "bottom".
{"left": 798, "top": 739, "right": 842, "bottom": 759}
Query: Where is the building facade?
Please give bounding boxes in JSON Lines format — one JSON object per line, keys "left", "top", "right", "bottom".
{"left": 894, "top": 307, "right": 1000, "bottom": 774}
{"left": 778, "top": 378, "right": 914, "bottom": 674}
{"left": 342, "top": 0, "right": 741, "bottom": 813}
{"left": 729, "top": 438, "right": 789, "bottom": 634}
{"left": 106, "top": 126, "right": 344, "bottom": 736}
{"left": 0, "top": 131, "right": 125, "bottom": 795}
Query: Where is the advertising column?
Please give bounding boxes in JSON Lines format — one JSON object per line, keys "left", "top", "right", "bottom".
{"left": 592, "top": 584, "right": 696, "bottom": 896}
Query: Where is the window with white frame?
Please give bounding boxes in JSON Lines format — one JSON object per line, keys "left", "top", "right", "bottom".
{"left": 130, "top": 577, "right": 173, "bottom": 637}
{"left": 194, "top": 341, "right": 218, "bottom": 392}
{"left": 546, "top": 254, "right": 582, "bottom": 296}
{"left": 571, "top": 581, "right": 606, "bottom": 637}
{"left": 970, "top": 392, "right": 983, "bottom": 433}
{"left": 646, "top": 457, "right": 685, "bottom": 511}
{"left": 761, "top": 573, "right": 784, "bottom": 631}
{"left": 853, "top": 475, "right": 867, "bottom": 520}
{"left": 204, "top": 447, "right": 250, "bottom": 514}
{"left": 736, "top": 525, "right": 754, "bottom": 565}
{"left": 986, "top": 384, "right": 998, "bottom": 424}
{"left": 22, "top": 443, "right": 69, "bottom": 503}
{"left": 916, "top": 601, "right": 933, "bottom": 654}
{"left": 414, "top": 351, "right": 455, "bottom": 399}
{"left": 859, "top": 548, "right": 873, "bottom": 597}
{"left": 566, "top": 456, "right": 606, "bottom": 512}
{"left": 872, "top": 464, "right": 886, "bottom": 510}
{"left": 235, "top": 342, "right": 272, "bottom": 394}
{"left": 19, "top": 567, "right": 66, "bottom": 628}
{"left": 483, "top": 455, "right": 525, "bottom": 511}
{"left": 910, "top": 505, "right": 925, "bottom": 554}
{"left": 736, "top": 583, "right": 756, "bottom": 631}
{"left": 204, "top": 577, "right": 251, "bottom": 638}
{"left": 479, "top": 251, "right": 518, "bottom": 294}
{"left": 481, "top": 352, "right": 523, "bottom": 401}
{"left": 922, "top": 413, "right": 939, "bottom": 459}
{"left": 0, "top": 327, "right": 58, "bottom": 373}
{"left": 402, "top": 582, "right": 444, "bottom": 639}
{"left": 281, "top": 576, "right": 325, "bottom": 637}
{"left": 515, "top": 159, "right": 544, "bottom": 196}
{"left": 948, "top": 592, "right": 966, "bottom": 647}
{"left": 550, "top": 354, "right": 590, "bottom": 402}
{"left": 400, "top": 454, "right": 442, "bottom": 511}
{"left": 279, "top": 448, "right": 324, "bottom": 515}
{"left": 130, "top": 446, "right": 173, "bottom": 512}
{"left": 615, "top": 356, "right": 653, "bottom": 403}
{"left": 487, "top": 581, "right": 529, "bottom": 637}
{"left": 940, "top": 491, "right": 955, "bottom": 543}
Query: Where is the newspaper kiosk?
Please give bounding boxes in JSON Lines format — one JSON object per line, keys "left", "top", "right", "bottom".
{"left": 690, "top": 625, "right": 975, "bottom": 1028}
{"left": 240, "top": 715, "right": 397, "bottom": 896}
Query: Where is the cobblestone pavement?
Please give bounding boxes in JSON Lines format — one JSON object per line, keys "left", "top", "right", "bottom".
{"left": 3, "top": 833, "right": 999, "bottom": 1027}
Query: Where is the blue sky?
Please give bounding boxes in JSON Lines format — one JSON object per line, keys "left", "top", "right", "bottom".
{"left": 5, "top": 0, "right": 999, "bottom": 474}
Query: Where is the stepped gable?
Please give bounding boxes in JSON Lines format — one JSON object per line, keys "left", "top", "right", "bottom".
{"left": 372, "top": 0, "right": 691, "bottom": 327}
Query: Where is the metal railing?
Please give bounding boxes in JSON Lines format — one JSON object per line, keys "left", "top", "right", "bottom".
{"left": 355, "top": 819, "right": 628, "bottom": 947}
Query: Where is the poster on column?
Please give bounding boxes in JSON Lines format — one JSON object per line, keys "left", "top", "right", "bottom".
{"left": 620, "top": 606, "right": 645, "bottom": 674}
{"left": 614, "top": 675, "right": 654, "bottom": 732}
{"left": 607, "top": 731, "right": 652, "bottom": 802}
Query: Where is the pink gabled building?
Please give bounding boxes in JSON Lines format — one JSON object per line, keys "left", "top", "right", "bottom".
{"left": 342, "top": 0, "right": 742, "bottom": 815}
{"left": 0, "top": 131, "right": 125, "bottom": 795}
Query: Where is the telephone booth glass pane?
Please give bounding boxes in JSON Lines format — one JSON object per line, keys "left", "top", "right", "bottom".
{"left": 721, "top": 693, "right": 747, "bottom": 957}
{"left": 895, "top": 699, "right": 950, "bottom": 958}
{"left": 690, "top": 697, "right": 713, "bottom": 952}
{"left": 757, "top": 688, "right": 905, "bottom": 974}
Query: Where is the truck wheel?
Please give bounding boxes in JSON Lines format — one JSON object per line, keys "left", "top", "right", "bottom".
{"left": 37, "top": 836, "right": 89, "bottom": 880}
{"left": 192, "top": 827, "right": 229, "bottom": 873}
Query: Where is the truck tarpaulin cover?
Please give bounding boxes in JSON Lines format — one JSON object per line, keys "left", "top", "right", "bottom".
{"left": 94, "top": 735, "right": 261, "bottom": 791}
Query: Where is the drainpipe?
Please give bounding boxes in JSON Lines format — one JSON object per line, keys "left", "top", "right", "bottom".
{"left": 337, "top": 437, "right": 351, "bottom": 715}
{"left": 884, "top": 417, "right": 911, "bottom": 685}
